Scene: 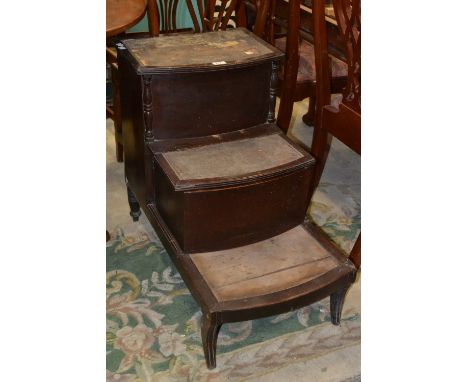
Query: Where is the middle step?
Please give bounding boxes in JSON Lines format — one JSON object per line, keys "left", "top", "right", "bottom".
{"left": 149, "top": 124, "right": 315, "bottom": 253}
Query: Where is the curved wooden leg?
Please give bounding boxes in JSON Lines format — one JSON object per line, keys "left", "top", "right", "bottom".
{"left": 126, "top": 183, "right": 141, "bottom": 222}
{"left": 330, "top": 286, "right": 350, "bottom": 326}
{"left": 201, "top": 312, "right": 222, "bottom": 370}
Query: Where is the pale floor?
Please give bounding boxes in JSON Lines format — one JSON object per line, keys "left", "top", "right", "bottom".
{"left": 106, "top": 98, "right": 361, "bottom": 382}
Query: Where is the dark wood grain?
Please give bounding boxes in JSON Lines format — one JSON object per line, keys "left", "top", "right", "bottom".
{"left": 201, "top": 311, "right": 222, "bottom": 369}
{"left": 151, "top": 126, "right": 314, "bottom": 253}
{"left": 330, "top": 285, "right": 349, "bottom": 325}
{"left": 126, "top": 180, "right": 141, "bottom": 221}
{"left": 349, "top": 233, "right": 360, "bottom": 269}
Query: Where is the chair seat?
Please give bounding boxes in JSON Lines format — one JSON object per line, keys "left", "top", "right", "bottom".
{"left": 275, "top": 37, "right": 348, "bottom": 83}
{"left": 190, "top": 222, "right": 355, "bottom": 303}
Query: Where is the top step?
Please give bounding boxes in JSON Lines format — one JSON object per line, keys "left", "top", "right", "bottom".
{"left": 118, "top": 28, "right": 284, "bottom": 74}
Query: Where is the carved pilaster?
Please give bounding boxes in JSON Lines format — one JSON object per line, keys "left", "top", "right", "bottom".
{"left": 143, "top": 76, "right": 155, "bottom": 143}
{"left": 267, "top": 61, "right": 279, "bottom": 123}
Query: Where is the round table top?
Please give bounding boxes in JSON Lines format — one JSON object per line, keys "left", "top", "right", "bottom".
{"left": 106, "top": 0, "right": 147, "bottom": 38}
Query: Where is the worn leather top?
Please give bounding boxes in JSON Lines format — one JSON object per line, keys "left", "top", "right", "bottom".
{"left": 122, "top": 28, "right": 282, "bottom": 69}
{"left": 162, "top": 133, "right": 305, "bottom": 181}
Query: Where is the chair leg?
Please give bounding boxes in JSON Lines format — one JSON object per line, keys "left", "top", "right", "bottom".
{"left": 201, "top": 312, "right": 222, "bottom": 370}
{"left": 275, "top": 0, "right": 301, "bottom": 134}
{"left": 126, "top": 183, "right": 141, "bottom": 222}
{"left": 330, "top": 286, "right": 350, "bottom": 325}
{"left": 302, "top": 94, "right": 316, "bottom": 126}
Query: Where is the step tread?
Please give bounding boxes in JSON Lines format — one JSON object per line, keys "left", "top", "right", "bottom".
{"left": 190, "top": 224, "right": 351, "bottom": 302}
{"left": 121, "top": 28, "right": 283, "bottom": 73}
{"left": 162, "top": 133, "right": 305, "bottom": 181}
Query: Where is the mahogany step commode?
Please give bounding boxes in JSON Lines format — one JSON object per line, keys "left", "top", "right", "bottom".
{"left": 117, "top": 27, "right": 357, "bottom": 369}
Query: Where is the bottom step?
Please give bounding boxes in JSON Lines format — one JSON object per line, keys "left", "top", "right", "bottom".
{"left": 191, "top": 224, "right": 347, "bottom": 302}
{"left": 146, "top": 202, "right": 356, "bottom": 313}
{"left": 144, "top": 203, "right": 357, "bottom": 369}
{"left": 190, "top": 223, "right": 354, "bottom": 303}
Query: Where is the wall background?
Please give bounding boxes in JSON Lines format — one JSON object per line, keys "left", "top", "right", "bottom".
{"left": 127, "top": 3, "right": 199, "bottom": 33}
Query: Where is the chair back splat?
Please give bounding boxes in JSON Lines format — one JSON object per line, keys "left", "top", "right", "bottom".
{"left": 146, "top": 0, "right": 181, "bottom": 35}
{"left": 203, "top": 0, "right": 247, "bottom": 31}
{"left": 148, "top": 0, "right": 247, "bottom": 35}
{"left": 334, "top": 0, "right": 361, "bottom": 113}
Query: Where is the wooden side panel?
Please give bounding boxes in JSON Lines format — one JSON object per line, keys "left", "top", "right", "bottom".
{"left": 154, "top": 161, "right": 313, "bottom": 253}
{"left": 150, "top": 64, "right": 271, "bottom": 139}
{"left": 119, "top": 55, "right": 146, "bottom": 203}
{"left": 182, "top": 166, "right": 313, "bottom": 253}
{"left": 153, "top": 164, "right": 185, "bottom": 244}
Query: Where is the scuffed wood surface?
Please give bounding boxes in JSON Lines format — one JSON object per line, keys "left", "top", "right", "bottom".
{"left": 190, "top": 225, "right": 341, "bottom": 301}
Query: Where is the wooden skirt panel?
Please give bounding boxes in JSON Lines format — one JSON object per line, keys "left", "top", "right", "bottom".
{"left": 148, "top": 64, "right": 272, "bottom": 140}
{"left": 154, "top": 164, "right": 314, "bottom": 253}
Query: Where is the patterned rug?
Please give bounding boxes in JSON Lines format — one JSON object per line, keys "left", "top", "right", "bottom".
{"left": 106, "top": 111, "right": 360, "bottom": 381}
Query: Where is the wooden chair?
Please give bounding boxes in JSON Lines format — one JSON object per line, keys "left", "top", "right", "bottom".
{"left": 149, "top": 0, "right": 247, "bottom": 34}
{"left": 106, "top": 0, "right": 247, "bottom": 162}
{"left": 311, "top": 0, "right": 361, "bottom": 268}
{"left": 251, "top": 0, "right": 348, "bottom": 134}
{"left": 199, "top": 0, "right": 247, "bottom": 31}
